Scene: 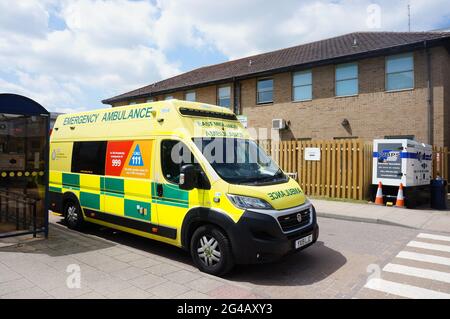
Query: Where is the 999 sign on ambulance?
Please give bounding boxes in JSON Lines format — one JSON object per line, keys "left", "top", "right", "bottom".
{"left": 49, "top": 100, "right": 319, "bottom": 276}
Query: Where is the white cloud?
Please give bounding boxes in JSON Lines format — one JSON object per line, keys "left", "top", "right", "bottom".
{"left": 0, "top": 0, "right": 449, "bottom": 113}
{"left": 0, "top": 0, "right": 180, "bottom": 112}
{"left": 153, "top": 0, "right": 450, "bottom": 59}
{"left": 0, "top": 1, "right": 49, "bottom": 38}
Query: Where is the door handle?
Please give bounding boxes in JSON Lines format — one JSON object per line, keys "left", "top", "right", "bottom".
{"left": 157, "top": 184, "right": 163, "bottom": 197}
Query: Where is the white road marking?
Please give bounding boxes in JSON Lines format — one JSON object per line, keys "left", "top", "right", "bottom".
{"left": 407, "top": 241, "right": 450, "bottom": 253}
{"left": 397, "top": 251, "right": 450, "bottom": 266}
{"left": 417, "top": 233, "right": 450, "bottom": 242}
{"left": 383, "top": 263, "right": 450, "bottom": 284}
{"left": 364, "top": 278, "right": 450, "bottom": 299}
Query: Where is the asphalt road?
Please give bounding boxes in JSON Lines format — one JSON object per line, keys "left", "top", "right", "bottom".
{"left": 59, "top": 215, "right": 449, "bottom": 298}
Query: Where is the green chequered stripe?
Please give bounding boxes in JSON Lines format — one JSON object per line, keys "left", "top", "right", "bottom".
{"left": 100, "top": 176, "right": 124, "bottom": 198}
{"left": 152, "top": 198, "right": 189, "bottom": 208}
{"left": 124, "top": 199, "right": 151, "bottom": 220}
{"left": 49, "top": 186, "right": 62, "bottom": 193}
{"left": 80, "top": 192, "right": 100, "bottom": 210}
{"left": 62, "top": 173, "right": 80, "bottom": 189}
{"left": 151, "top": 182, "right": 189, "bottom": 208}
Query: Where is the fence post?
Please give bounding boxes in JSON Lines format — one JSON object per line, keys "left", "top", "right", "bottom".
{"left": 22, "top": 200, "right": 26, "bottom": 229}
{"left": 15, "top": 198, "right": 19, "bottom": 230}
{"left": 33, "top": 201, "right": 37, "bottom": 238}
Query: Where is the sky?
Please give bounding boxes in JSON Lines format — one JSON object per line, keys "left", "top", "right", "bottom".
{"left": 1, "top": 0, "right": 449, "bottom": 113}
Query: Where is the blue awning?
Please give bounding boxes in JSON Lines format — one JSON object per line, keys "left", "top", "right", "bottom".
{"left": 0, "top": 93, "right": 49, "bottom": 116}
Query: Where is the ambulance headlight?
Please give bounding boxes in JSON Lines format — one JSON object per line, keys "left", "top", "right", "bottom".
{"left": 227, "top": 194, "right": 273, "bottom": 210}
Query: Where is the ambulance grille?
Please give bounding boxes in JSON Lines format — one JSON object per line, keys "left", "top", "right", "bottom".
{"left": 277, "top": 208, "right": 311, "bottom": 232}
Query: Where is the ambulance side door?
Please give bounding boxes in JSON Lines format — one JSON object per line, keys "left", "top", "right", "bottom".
{"left": 153, "top": 138, "right": 208, "bottom": 243}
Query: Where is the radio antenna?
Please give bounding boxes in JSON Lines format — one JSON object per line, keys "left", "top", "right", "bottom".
{"left": 408, "top": 3, "right": 411, "bottom": 32}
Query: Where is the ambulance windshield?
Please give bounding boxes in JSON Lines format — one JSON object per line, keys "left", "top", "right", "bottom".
{"left": 193, "top": 138, "right": 287, "bottom": 185}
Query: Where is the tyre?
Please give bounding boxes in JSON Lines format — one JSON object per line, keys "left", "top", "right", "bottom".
{"left": 190, "top": 225, "right": 234, "bottom": 276}
{"left": 64, "top": 199, "right": 85, "bottom": 230}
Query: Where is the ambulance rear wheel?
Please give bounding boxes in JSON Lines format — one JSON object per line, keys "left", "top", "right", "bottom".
{"left": 64, "top": 199, "right": 84, "bottom": 230}
{"left": 190, "top": 225, "right": 234, "bottom": 276}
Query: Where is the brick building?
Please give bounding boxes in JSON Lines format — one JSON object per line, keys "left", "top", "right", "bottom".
{"left": 103, "top": 32, "right": 450, "bottom": 147}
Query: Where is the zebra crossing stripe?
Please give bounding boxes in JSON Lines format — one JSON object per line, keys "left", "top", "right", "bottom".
{"left": 383, "top": 263, "right": 450, "bottom": 284}
{"left": 364, "top": 278, "right": 450, "bottom": 299}
{"left": 397, "top": 251, "right": 450, "bottom": 266}
{"left": 417, "top": 233, "right": 450, "bottom": 242}
{"left": 407, "top": 240, "right": 450, "bottom": 253}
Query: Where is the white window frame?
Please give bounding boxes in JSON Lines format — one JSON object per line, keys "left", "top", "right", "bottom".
{"left": 385, "top": 53, "right": 414, "bottom": 92}
{"left": 257, "top": 78, "right": 274, "bottom": 104}
{"left": 292, "top": 70, "right": 312, "bottom": 102}
{"left": 335, "top": 62, "right": 358, "bottom": 97}
{"left": 184, "top": 91, "right": 196, "bottom": 102}
{"left": 217, "top": 85, "right": 231, "bottom": 108}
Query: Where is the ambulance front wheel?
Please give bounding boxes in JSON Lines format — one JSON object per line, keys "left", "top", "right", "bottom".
{"left": 64, "top": 199, "right": 85, "bottom": 230}
{"left": 190, "top": 225, "right": 234, "bottom": 276}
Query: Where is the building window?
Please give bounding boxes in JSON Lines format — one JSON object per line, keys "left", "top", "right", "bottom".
{"left": 335, "top": 62, "right": 358, "bottom": 96}
{"left": 293, "top": 70, "right": 312, "bottom": 101}
{"left": 165, "top": 95, "right": 174, "bottom": 100}
{"left": 386, "top": 53, "right": 414, "bottom": 91}
{"left": 129, "top": 101, "right": 137, "bottom": 105}
{"left": 217, "top": 86, "right": 231, "bottom": 108}
{"left": 72, "top": 141, "right": 107, "bottom": 175}
{"left": 184, "top": 91, "right": 196, "bottom": 102}
{"left": 146, "top": 98, "right": 154, "bottom": 103}
{"left": 257, "top": 78, "right": 273, "bottom": 104}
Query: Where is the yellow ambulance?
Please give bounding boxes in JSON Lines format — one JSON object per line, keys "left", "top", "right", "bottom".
{"left": 49, "top": 100, "right": 319, "bottom": 276}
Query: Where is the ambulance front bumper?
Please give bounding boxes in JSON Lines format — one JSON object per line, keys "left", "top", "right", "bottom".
{"left": 228, "top": 203, "right": 319, "bottom": 264}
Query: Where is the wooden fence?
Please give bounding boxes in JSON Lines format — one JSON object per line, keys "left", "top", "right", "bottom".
{"left": 432, "top": 146, "right": 449, "bottom": 181}
{"left": 258, "top": 139, "right": 449, "bottom": 201}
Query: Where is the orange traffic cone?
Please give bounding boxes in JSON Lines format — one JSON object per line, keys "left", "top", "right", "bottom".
{"left": 396, "top": 183, "right": 405, "bottom": 208}
{"left": 375, "top": 182, "right": 384, "bottom": 205}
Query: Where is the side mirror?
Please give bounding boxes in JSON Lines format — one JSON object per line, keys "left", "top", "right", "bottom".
{"left": 179, "top": 164, "right": 198, "bottom": 190}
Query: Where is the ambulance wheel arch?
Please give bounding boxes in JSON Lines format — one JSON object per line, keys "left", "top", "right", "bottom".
{"left": 181, "top": 207, "right": 237, "bottom": 251}
{"left": 181, "top": 207, "right": 237, "bottom": 276}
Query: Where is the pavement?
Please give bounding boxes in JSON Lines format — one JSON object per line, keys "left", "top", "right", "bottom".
{"left": 312, "top": 198, "right": 450, "bottom": 232}
{"left": 0, "top": 215, "right": 264, "bottom": 299}
{"left": 0, "top": 200, "right": 449, "bottom": 299}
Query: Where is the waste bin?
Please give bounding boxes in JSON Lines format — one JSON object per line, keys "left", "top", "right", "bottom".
{"left": 430, "top": 179, "right": 448, "bottom": 210}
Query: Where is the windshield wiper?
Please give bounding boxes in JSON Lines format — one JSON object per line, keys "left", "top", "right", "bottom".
{"left": 238, "top": 169, "right": 285, "bottom": 185}
{"left": 257, "top": 169, "right": 284, "bottom": 183}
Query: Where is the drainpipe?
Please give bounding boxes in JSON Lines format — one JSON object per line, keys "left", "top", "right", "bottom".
{"left": 232, "top": 77, "right": 241, "bottom": 115}
{"left": 425, "top": 40, "right": 434, "bottom": 145}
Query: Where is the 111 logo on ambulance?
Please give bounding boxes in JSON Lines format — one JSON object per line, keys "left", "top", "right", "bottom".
{"left": 129, "top": 144, "right": 144, "bottom": 166}
{"left": 105, "top": 140, "right": 152, "bottom": 179}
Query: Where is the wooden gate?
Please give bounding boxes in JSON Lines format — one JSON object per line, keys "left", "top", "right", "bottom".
{"left": 258, "top": 139, "right": 449, "bottom": 200}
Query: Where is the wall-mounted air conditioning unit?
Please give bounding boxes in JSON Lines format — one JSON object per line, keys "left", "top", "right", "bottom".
{"left": 272, "top": 119, "right": 286, "bottom": 130}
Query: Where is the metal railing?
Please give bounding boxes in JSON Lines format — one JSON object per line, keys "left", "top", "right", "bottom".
{"left": 0, "top": 189, "right": 42, "bottom": 238}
